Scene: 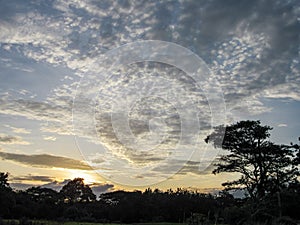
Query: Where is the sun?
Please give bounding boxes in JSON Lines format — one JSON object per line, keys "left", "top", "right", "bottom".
{"left": 68, "top": 170, "right": 98, "bottom": 185}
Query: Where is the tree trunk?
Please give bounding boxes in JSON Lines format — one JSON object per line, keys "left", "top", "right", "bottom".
{"left": 277, "top": 191, "right": 282, "bottom": 218}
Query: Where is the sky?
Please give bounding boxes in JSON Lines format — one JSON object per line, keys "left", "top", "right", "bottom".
{"left": 0, "top": 0, "right": 299, "bottom": 195}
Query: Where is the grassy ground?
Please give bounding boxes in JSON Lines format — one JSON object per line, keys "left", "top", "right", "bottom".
{"left": 59, "top": 222, "right": 186, "bottom": 225}
{"left": 3, "top": 220, "right": 187, "bottom": 225}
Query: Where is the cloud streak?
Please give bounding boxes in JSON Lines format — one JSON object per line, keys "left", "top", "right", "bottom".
{"left": 12, "top": 175, "right": 55, "bottom": 182}
{"left": 0, "top": 152, "right": 93, "bottom": 170}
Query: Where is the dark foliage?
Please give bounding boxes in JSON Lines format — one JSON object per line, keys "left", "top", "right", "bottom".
{"left": 60, "top": 178, "right": 96, "bottom": 203}
{"left": 0, "top": 175, "right": 224, "bottom": 223}
{"left": 206, "top": 120, "right": 300, "bottom": 224}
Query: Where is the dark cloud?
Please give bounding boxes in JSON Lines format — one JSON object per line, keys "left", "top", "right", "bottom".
{"left": 10, "top": 176, "right": 59, "bottom": 191}
{"left": 91, "top": 183, "right": 114, "bottom": 195}
{"left": 0, "top": 134, "right": 18, "bottom": 143}
{"left": 12, "top": 175, "right": 55, "bottom": 183}
{"left": 9, "top": 179, "right": 71, "bottom": 191}
{"left": 185, "top": 187, "right": 221, "bottom": 195}
{"left": 0, "top": 152, "right": 93, "bottom": 170}
{"left": 0, "top": 133, "right": 29, "bottom": 145}
{"left": 10, "top": 182, "right": 35, "bottom": 190}
{"left": 10, "top": 179, "right": 114, "bottom": 196}
{"left": 40, "top": 179, "right": 71, "bottom": 191}
{"left": 41, "top": 180, "right": 114, "bottom": 196}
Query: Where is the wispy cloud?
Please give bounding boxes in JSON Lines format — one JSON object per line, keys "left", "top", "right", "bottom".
{"left": 277, "top": 123, "right": 288, "bottom": 127}
{"left": 43, "top": 136, "right": 57, "bottom": 141}
{"left": 4, "top": 125, "right": 31, "bottom": 134}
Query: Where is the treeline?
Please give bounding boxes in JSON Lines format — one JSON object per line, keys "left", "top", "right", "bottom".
{"left": 0, "top": 173, "right": 299, "bottom": 224}
{"left": 1, "top": 176, "right": 224, "bottom": 223}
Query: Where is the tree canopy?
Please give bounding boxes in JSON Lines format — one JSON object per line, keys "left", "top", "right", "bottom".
{"left": 0, "top": 172, "right": 12, "bottom": 191}
{"left": 206, "top": 120, "right": 299, "bottom": 221}
{"left": 60, "top": 178, "right": 96, "bottom": 203}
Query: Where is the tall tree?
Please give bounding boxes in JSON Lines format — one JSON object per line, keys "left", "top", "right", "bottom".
{"left": 60, "top": 178, "right": 96, "bottom": 203}
{"left": 206, "top": 120, "right": 299, "bottom": 202}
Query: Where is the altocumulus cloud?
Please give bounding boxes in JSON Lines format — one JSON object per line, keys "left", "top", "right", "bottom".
{"left": 0, "top": 0, "right": 298, "bottom": 133}
{"left": 0, "top": 0, "right": 298, "bottom": 109}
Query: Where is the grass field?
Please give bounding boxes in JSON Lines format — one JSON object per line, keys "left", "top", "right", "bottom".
{"left": 59, "top": 223, "right": 186, "bottom": 225}
{"left": 2, "top": 220, "right": 187, "bottom": 225}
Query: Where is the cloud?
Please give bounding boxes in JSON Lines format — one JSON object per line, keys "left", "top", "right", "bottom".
{"left": 0, "top": 0, "right": 298, "bottom": 123}
{"left": 0, "top": 133, "right": 30, "bottom": 145}
{"left": 152, "top": 159, "right": 217, "bottom": 176}
{"left": 277, "top": 123, "right": 288, "bottom": 127}
{"left": 0, "top": 94, "right": 73, "bottom": 135}
{"left": 43, "top": 136, "right": 57, "bottom": 141}
{"left": 10, "top": 174, "right": 115, "bottom": 194}
{"left": 10, "top": 177, "right": 114, "bottom": 195}
{"left": 0, "top": 134, "right": 20, "bottom": 143}
{"left": 41, "top": 180, "right": 114, "bottom": 196}
{"left": 0, "top": 152, "right": 93, "bottom": 170}
{"left": 0, "top": 0, "right": 298, "bottom": 116}
{"left": 4, "top": 125, "right": 31, "bottom": 134}
{"left": 40, "top": 179, "right": 71, "bottom": 191}
{"left": 10, "top": 182, "right": 35, "bottom": 190}
{"left": 9, "top": 179, "right": 70, "bottom": 191}
{"left": 12, "top": 175, "right": 55, "bottom": 183}
{"left": 91, "top": 183, "right": 114, "bottom": 195}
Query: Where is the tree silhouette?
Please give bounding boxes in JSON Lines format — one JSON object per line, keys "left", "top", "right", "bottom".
{"left": 0, "top": 172, "right": 12, "bottom": 191}
{"left": 0, "top": 172, "right": 15, "bottom": 218}
{"left": 206, "top": 120, "right": 299, "bottom": 220}
{"left": 60, "top": 178, "right": 96, "bottom": 203}
{"left": 26, "top": 186, "right": 60, "bottom": 204}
